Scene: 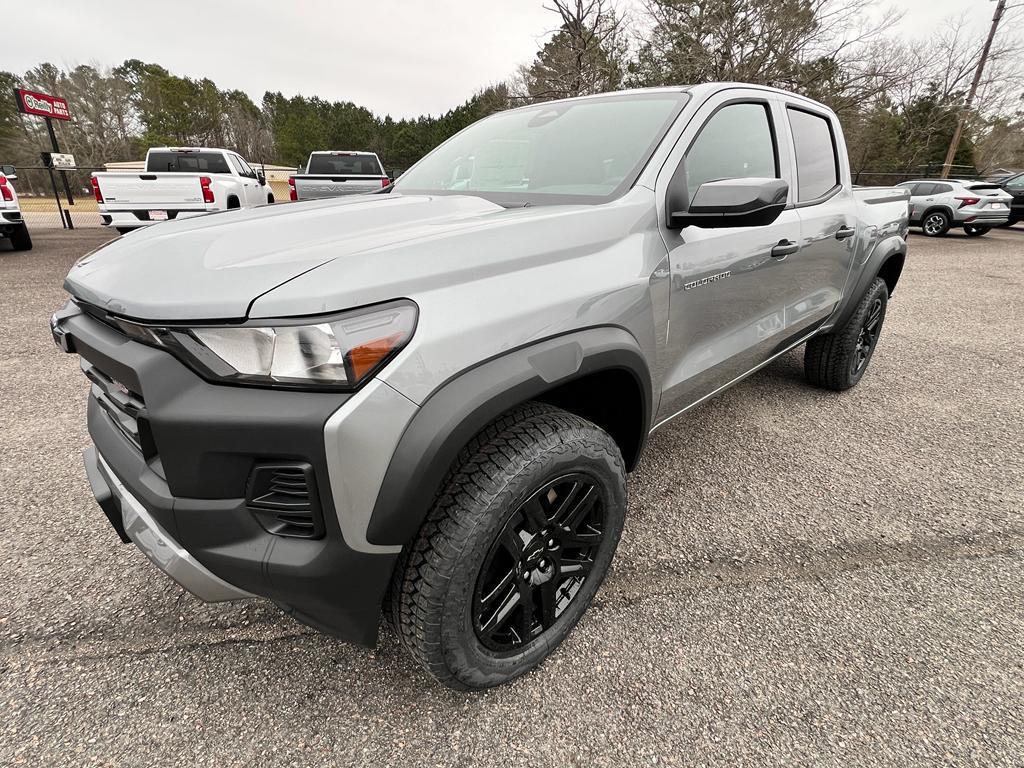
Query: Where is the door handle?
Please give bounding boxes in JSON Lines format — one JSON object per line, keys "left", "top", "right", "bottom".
{"left": 770, "top": 239, "right": 799, "bottom": 258}
{"left": 835, "top": 226, "right": 856, "bottom": 240}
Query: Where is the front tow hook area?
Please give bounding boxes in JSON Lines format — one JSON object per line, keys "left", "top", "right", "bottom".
{"left": 82, "top": 446, "right": 255, "bottom": 603}
{"left": 83, "top": 446, "right": 131, "bottom": 543}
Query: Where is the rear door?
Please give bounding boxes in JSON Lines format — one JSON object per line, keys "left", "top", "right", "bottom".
{"left": 782, "top": 104, "right": 855, "bottom": 336}
{"left": 654, "top": 90, "right": 802, "bottom": 422}
{"left": 1005, "top": 175, "right": 1024, "bottom": 222}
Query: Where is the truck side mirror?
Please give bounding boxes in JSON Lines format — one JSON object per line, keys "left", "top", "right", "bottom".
{"left": 1, "top": 164, "right": 16, "bottom": 180}
{"left": 668, "top": 177, "right": 789, "bottom": 229}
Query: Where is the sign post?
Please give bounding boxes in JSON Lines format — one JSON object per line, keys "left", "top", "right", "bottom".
{"left": 14, "top": 88, "right": 76, "bottom": 228}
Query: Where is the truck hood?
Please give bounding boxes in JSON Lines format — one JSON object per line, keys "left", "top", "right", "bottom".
{"left": 64, "top": 194, "right": 507, "bottom": 320}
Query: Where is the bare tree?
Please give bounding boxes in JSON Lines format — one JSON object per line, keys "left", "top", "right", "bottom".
{"left": 515, "top": 0, "right": 629, "bottom": 102}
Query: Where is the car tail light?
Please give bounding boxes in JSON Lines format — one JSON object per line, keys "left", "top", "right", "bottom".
{"left": 381, "top": 177, "right": 390, "bottom": 188}
{"left": 90, "top": 176, "right": 104, "bottom": 203}
{"left": 955, "top": 196, "right": 980, "bottom": 208}
{"left": 0, "top": 175, "right": 12, "bottom": 202}
{"left": 199, "top": 176, "right": 215, "bottom": 204}
{"left": 288, "top": 176, "right": 297, "bottom": 201}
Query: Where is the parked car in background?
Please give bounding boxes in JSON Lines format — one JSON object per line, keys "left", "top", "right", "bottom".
{"left": 897, "top": 178, "right": 1011, "bottom": 237}
{"left": 91, "top": 147, "right": 275, "bottom": 234}
{"left": 0, "top": 165, "right": 31, "bottom": 251}
{"left": 995, "top": 171, "right": 1024, "bottom": 226}
{"left": 289, "top": 151, "right": 389, "bottom": 200}
{"left": 53, "top": 83, "right": 909, "bottom": 690}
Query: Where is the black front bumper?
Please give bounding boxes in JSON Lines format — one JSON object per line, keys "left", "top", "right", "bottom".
{"left": 56, "top": 304, "right": 399, "bottom": 647}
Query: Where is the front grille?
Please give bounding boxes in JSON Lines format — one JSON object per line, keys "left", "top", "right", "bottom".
{"left": 246, "top": 463, "right": 324, "bottom": 539}
{"left": 82, "top": 359, "right": 156, "bottom": 457}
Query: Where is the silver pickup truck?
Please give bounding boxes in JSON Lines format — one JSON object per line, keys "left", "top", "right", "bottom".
{"left": 288, "top": 151, "right": 390, "bottom": 200}
{"left": 53, "top": 83, "right": 908, "bottom": 690}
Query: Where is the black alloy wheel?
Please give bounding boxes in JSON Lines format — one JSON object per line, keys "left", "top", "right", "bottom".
{"left": 851, "top": 296, "right": 883, "bottom": 377}
{"left": 473, "top": 474, "right": 605, "bottom": 652}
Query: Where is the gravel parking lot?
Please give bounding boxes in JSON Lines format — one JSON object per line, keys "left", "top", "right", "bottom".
{"left": 2, "top": 227, "right": 1022, "bottom": 767}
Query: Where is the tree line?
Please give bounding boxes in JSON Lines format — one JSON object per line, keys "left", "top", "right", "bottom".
{"left": 2, "top": 0, "right": 1022, "bottom": 178}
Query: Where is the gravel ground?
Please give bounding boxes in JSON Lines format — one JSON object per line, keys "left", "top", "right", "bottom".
{"left": 2, "top": 227, "right": 1022, "bottom": 767}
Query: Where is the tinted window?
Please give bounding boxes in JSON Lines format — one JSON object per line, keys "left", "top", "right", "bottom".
{"left": 1006, "top": 177, "right": 1024, "bottom": 192}
{"left": 308, "top": 154, "right": 385, "bottom": 175}
{"left": 146, "top": 151, "right": 231, "bottom": 174}
{"left": 684, "top": 102, "right": 777, "bottom": 203}
{"left": 931, "top": 183, "right": 953, "bottom": 194}
{"left": 914, "top": 183, "right": 936, "bottom": 196}
{"left": 967, "top": 183, "right": 1002, "bottom": 195}
{"left": 236, "top": 156, "right": 257, "bottom": 179}
{"left": 787, "top": 108, "right": 839, "bottom": 201}
{"left": 394, "top": 94, "right": 686, "bottom": 204}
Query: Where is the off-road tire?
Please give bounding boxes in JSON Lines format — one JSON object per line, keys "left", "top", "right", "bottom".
{"left": 921, "top": 210, "right": 950, "bottom": 237}
{"left": 390, "top": 401, "right": 626, "bottom": 690}
{"left": 963, "top": 224, "right": 990, "bottom": 237}
{"left": 9, "top": 223, "right": 31, "bottom": 251}
{"left": 805, "top": 277, "right": 889, "bottom": 391}
{"left": 115, "top": 227, "right": 133, "bottom": 235}
{"left": 267, "top": 194, "right": 275, "bottom": 204}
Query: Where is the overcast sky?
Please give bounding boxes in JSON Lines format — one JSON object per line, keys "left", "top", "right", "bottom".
{"left": 6, "top": 0, "right": 1004, "bottom": 118}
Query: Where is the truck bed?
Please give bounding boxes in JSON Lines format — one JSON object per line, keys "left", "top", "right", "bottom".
{"left": 291, "top": 174, "right": 386, "bottom": 200}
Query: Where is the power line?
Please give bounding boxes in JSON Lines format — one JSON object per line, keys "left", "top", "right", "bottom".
{"left": 939, "top": 0, "right": 1008, "bottom": 179}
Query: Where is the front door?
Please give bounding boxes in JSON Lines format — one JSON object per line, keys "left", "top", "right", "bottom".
{"left": 654, "top": 92, "right": 802, "bottom": 424}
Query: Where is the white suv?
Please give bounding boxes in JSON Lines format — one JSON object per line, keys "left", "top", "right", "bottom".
{"left": 898, "top": 179, "right": 1011, "bottom": 237}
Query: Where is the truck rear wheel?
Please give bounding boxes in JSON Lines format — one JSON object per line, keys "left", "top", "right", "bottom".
{"left": 804, "top": 277, "right": 888, "bottom": 391}
{"left": 390, "top": 402, "right": 626, "bottom": 690}
{"left": 9, "top": 223, "right": 32, "bottom": 251}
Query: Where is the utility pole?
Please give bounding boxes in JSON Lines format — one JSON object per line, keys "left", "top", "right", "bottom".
{"left": 939, "top": 0, "right": 1007, "bottom": 178}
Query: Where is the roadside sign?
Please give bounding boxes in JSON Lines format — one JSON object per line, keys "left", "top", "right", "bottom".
{"left": 47, "top": 152, "right": 76, "bottom": 169}
{"left": 14, "top": 88, "right": 71, "bottom": 121}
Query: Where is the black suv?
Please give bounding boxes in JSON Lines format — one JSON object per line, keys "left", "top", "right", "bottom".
{"left": 997, "top": 172, "right": 1024, "bottom": 226}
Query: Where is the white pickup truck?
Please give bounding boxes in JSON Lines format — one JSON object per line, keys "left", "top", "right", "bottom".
{"left": 0, "top": 164, "right": 31, "bottom": 251}
{"left": 91, "top": 147, "right": 275, "bottom": 234}
{"left": 288, "top": 151, "right": 389, "bottom": 201}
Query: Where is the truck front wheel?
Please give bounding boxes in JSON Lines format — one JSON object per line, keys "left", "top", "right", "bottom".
{"left": 390, "top": 402, "right": 626, "bottom": 690}
{"left": 804, "top": 277, "right": 889, "bottom": 391}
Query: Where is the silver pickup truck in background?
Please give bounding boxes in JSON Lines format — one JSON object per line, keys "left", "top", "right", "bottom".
{"left": 54, "top": 83, "right": 909, "bottom": 691}
{"left": 288, "top": 151, "right": 390, "bottom": 200}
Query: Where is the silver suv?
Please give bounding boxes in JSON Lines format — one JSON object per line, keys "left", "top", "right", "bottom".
{"left": 898, "top": 179, "right": 1011, "bottom": 237}
{"left": 52, "top": 84, "right": 909, "bottom": 689}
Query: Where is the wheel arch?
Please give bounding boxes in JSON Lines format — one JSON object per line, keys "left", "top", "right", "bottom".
{"left": 919, "top": 205, "right": 953, "bottom": 226}
{"left": 876, "top": 251, "right": 905, "bottom": 297}
{"left": 366, "top": 326, "right": 652, "bottom": 548}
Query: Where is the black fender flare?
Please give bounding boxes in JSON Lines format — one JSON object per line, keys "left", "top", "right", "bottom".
{"left": 366, "top": 326, "right": 653, "bottom": 547}
{"left": 832, "top": 235, "right": 907, "bottom": 330}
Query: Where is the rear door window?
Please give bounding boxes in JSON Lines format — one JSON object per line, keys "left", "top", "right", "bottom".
{"left": 146, "top": 151, "right": 231, "bottom": 174}
{"left": 914, "top": 183, "right": 936, "bottom": 196}
{"left": 930, "top": 183, "right": 953, "bottom": 195}
{"left": 308, "top": 154, "right": 384, "bottom": 176}
{"left": 787, "top": 107, "right": 839, "bottom": 202}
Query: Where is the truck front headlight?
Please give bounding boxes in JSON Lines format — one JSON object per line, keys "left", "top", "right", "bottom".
{"left": 115, "top": 300, "right": 417, "bottom": 390}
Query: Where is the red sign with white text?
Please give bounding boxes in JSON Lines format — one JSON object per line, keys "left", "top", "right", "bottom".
{"left": 14, "top": 88, "right": 71, "bottom": 121}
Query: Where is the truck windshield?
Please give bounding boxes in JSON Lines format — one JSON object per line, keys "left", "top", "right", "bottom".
{"left": 308, "top": 154, "right": 383, "bottom": 175}
{"left": 393, "top": 92, "right": 688, "bottom": 206}
{"left": 146, "top": 151, "right": 231, "bottom": 174}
